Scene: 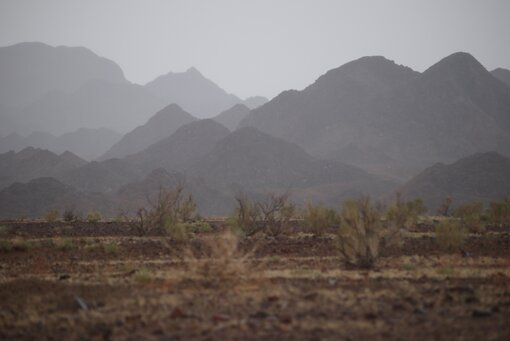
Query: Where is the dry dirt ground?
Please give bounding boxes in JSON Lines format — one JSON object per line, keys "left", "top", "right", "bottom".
{"left": 0, "top": 222, "right": 509, "bottom": 340}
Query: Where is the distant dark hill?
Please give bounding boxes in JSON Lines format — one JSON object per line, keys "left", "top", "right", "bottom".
{"left": 187, "top": 127, "right": 395, "bottom": 204}
{"left": 0, "top": 42, "right": 126, "bottom": 108}
{"left": 491, "top": 68, "right": 510, "bottom": 87}
{"left": 0, "top": 177, "right": 113, "bottom": 219}
{"left": 124, "top": 119, "right": 230, "bottom": 173}
{"left": 212, "top": 104, "right": 250, "bottom": 131}
{"left": 117, "top": 168, "right": 234, "bottom": 216}
{"left": 0, "top": 128, "right": 121, "bottom": 160}
{"left": 59, "top": 158, "right": 142, "bottom": 193}
{"left": 144, "top": 67, "right": 242, "bottom": 118}
{"left": 99, "top": 104, "right": 197, "bottom": 160}
{"left": 396, "top": 152, "right": 510, "bottom": 211}
{"left": 0, "top": 147, "right": 86, "bottom": 190}
{"left": 240, "top": 53, "right": 510, "bottom": 179}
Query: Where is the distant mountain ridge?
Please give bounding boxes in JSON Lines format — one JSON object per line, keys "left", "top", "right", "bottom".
{"left": 212, "top": 104, "right": 250, "bottom": 131}
{"left": 396, "top": 152, "right": 510, "bottom": 211}
{"left": 144, "top": 67, "right": 243, "bottom": 119}
{"left": 0, "top": 127, "right": 121, "bottom": 160}
{"left": 0, "top": 147, "right": 86, "bottom": 190}
{"left": 98, "top": 104, "right": 197, "bottom": 160}
{"left": 240, "top": 52, "right": 510, "bottom": 179}
{"left": 0, "top": 42, "right": 264, "bottom": 136}
{"left": 491, "top": 68, "right": 510, "bottom": 87}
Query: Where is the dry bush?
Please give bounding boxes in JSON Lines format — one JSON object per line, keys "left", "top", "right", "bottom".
{"left": 487, "top": 197, "right": 510, "bottom": 225}
{"left": 232, "top": 193, "right": 295, "bottom": 237}
{"left": 62, "top": 208, "right": 79, "bottom": 222}
{"left": 435, "top": 219, "right": 466, "bottom": 253}
{"left": 437, "top": 196, "right": 453, "bottom": 216}
{"left": 302, "top": 203, "right": 339, "bottom": 235}
{"left": 44, "top": 210, "right": 59, "bottom": 223}
{"left": 337, "top": 197, "right": 399, "bottom": 269}
{"left": 87, "top": 211, "right": 101, "bottom": 223}
{"left": 454, "top": 201, "right": 484, "bottom": 233}
{"left": 186, "top": 231, "right": 251, "bottom": 290}
{"left": 137, "top": 184, "right": 197, "bottom": 237}
{"left": 385, "top": 193, "right": 426, "bottom": 230}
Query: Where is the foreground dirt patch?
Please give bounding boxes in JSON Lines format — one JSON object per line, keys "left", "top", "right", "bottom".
{"left": 0, "top": 223, "right": 509, "bottom": 340}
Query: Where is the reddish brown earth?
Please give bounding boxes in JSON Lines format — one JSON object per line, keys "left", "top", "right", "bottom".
{"left": 0, "top": 222, "right": 509, "bottom": 340}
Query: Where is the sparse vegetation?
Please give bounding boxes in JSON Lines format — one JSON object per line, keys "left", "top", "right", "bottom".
{"left": 302, "top": 203, "right": 339, "bottom": 235}
{"left": 186, "top": 230, "right": 250, "bottom": 289}
{"left": 0, "top": 225, "right": 11, "bottom": 237}
{"left": 385, "top": 193, "right": 426, "bottom": 230}
{"left": 44, "top": 210, "right": 59, "bottom": 222}
{"left": 55, "top": 238, "right": 74, "bottom": 251}
{"left": 487, "top": 197, "right": 510, "bottom": 225}
{"left": 336, "top": 197, "right": 397, "bottom": 269}
{"left": 435, "top": 219, "right": 466, "bottom": 253}
{"left": 437, "top": 196, "right": 453, "bottom": 216}
{"left": 0, "top": 239, "right": 13, "bottom": 252}
{"left": 232, "top": 193, "right": 295, "bottom": 237}
{"left": 63, "top": 209, "right": 79, "bottom": 222}
{"left": 134, "top": 268, "right": 153, "bottom": 284}
{"left": 136, "top": 184, "right": 197, "bottom": 238}
{"left": 454, "top": 201, "right": 484, "bottom": 233}
{"left": 87, "top": 211, "right": 101, "bottom": 223}
{"left": 103, "top": 242, "right": 119, "bottom": 255}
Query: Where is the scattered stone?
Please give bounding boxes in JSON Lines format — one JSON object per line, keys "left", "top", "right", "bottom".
{"left": 472, "top": 308, "right": 492, "bottom": 318}
{"left": 58, "top": 274, "right": 71, "bottom": 281}
{"left": 250, "top": 311, "right": 269, "bottom": 319}
{"left": 75, "top": 296, "right": 88, "bottom": 310}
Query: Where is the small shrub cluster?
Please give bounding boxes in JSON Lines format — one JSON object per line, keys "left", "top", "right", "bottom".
{"left": 137, "top": 184, "right": 197, "bottom": 238}
{"left": 186, "top": 230, "right": 250, "bottom": 289}
{"left": 232, "top": 193, "right": 295, "bottom": 237}
{"left": 337, "top": 197, "right": 399, "bottom": 269}
{"left": 454, "top": 202, "right": 484, "bottom": 233}
{"left": 487, "top": 197, "right": 510, "bottom": 225}
{"left": 437, "top": 196, "right": 453, "bottom": 216}
{"left": 103, "top": 242, "right": 119, "bottom": 255}
{"left": 87, "top": 211, "right": 101, "bottom": 223}
{"left": 435, "top": 219, "right": 466, "bottom": 253}
{"left": 63, "top": 209, "right": 79, "bottom": 222}
{"left": 385, "top": 193, "right": 426, "bottom": 230}
{"left": 302, "top": 203, "right": 339, "bottom": 235}
{"left": 44, "top": 210, "right": 59, "bottom": 223}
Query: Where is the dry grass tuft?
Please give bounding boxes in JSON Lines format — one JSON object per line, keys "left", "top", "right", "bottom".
{"left": 185, "top": 231, "right": 253, "bottom": 290}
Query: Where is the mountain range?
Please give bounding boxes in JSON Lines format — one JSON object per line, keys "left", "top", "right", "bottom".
{"left": 1, "top": 44, "right": 509, "bottom": 218}
{"left": 0, "top": 42, "right": 264, "bottom": 136}
{"left": 0, "top": 128, "right": 121, "bottom": 160}
{"left": 240, "top": 53, "right": 510, "bottom": 179}
{"left": 396, "top": 152, "right": 510, "bottom": 212}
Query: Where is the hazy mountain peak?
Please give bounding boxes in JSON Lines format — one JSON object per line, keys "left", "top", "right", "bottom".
{"left": 98, "top": 104, "right": 197, "bottom": 160}
{"left": 0, "top": 42, "right": 127, "bottom": 108}
{"left": 145, "top": 67, "right": 242, "bottom": 118}
{"left": 423, "top": 51, "right": 487, "bottom": 79}
{"left": 491, "top": 68, "right": 510, "bottom": 86}
{"left": 185, "top": 67, "right": 202, "bottom": 76}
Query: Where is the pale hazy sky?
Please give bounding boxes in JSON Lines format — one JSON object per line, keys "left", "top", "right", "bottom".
{"left": 1, "top": 0, "right": 509, "bottom": 99}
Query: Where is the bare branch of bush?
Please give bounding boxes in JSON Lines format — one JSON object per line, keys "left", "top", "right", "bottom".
{"left": 136, "top": 184, "right": 197, "bottom": 237}
{"left": 232, "top": 193, "right": 295, "bottom": 237}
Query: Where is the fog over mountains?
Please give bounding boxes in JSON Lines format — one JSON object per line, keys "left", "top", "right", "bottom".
{"left": 0, "top": 41, "right": 509, "bottom": 218}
